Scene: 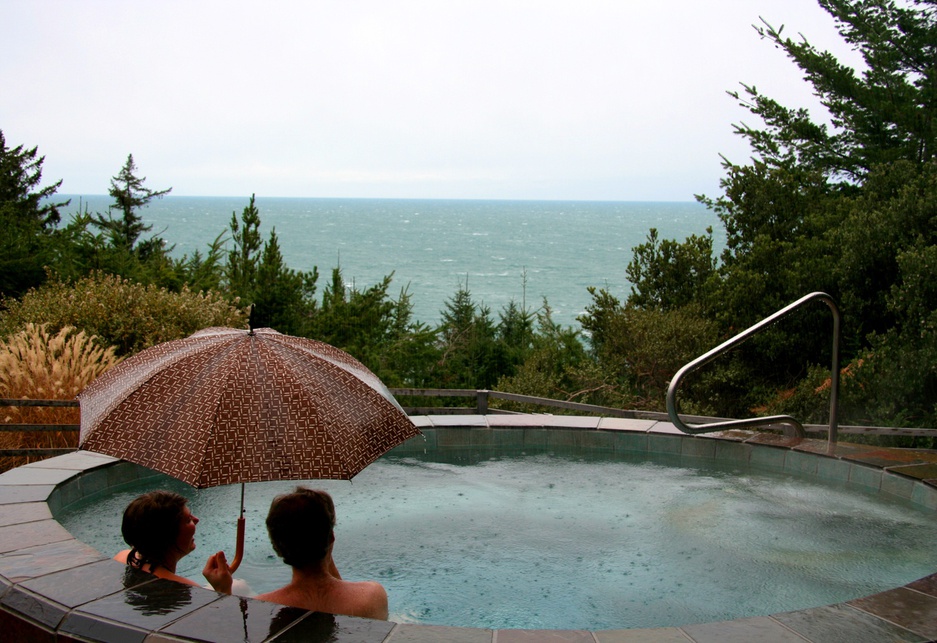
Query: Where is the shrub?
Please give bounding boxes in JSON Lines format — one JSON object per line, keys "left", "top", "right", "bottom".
{"left": 0, "top": 271, "right": 245, "bottom": 356}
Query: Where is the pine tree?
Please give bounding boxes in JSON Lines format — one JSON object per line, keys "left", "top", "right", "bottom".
{"left": 704, "top": 0, "right": 937, "bottom": 334}
{"left": 0, "top": 130, "right": 66, "bottom": 229}
{"left": 91, "top": 154, "right": 171, "bottom": 253}
{"left": 252, "top": 228, "right": 318, "bottom": 334}
{"left": 696, "top": 0, "right": 937, "bottom": 424}
{"left": 225, "top": 194, "right": 262, "bottom": 301}
{"left": 0, "top": 130, "right": 68, "bottom": 298}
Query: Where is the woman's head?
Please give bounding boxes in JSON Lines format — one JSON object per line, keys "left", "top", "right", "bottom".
{"left": 266, "top": 487, "right": 336, "bottom": 569}
{"left": 121, "top": 490, "right": 197, "bottom": 570}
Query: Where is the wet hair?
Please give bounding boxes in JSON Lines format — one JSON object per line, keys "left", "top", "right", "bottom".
{"left": 121, "top": 490, "right": 189, "bottom": 572}
{"left": 266, "top": 487, "right": 336, "bottom": 569}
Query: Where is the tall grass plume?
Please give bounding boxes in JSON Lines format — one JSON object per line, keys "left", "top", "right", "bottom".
{"left": 0, "top": 324, "right": 122, "bottom": 471}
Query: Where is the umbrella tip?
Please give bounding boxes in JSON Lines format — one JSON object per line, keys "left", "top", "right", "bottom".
{"left": 248, "top": 304, "right": 255, "bottom": 336}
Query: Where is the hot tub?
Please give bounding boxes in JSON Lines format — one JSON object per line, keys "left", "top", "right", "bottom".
{"left": 2, "top": 415, "right": 937, "bottom": 642}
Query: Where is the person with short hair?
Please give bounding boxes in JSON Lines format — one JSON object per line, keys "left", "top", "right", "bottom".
{"left": 255, "top": 487, "right": 388, "bottom": 620}
{"left": 114, "top": 490, "right": 232, "bottom": 594}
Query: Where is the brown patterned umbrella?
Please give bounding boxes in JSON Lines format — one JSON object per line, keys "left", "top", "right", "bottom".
{"left": 78, "top": 326, "right": 420, "bottom": 570}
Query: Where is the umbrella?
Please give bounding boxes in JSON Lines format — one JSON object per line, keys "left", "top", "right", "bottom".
{"left": 78, "top": 326, "right": 421, "bottom": 571}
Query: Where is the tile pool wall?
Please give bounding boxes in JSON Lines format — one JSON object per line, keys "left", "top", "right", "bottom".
{"left": 1, "top": 415, "right": 936, "bottom": 642}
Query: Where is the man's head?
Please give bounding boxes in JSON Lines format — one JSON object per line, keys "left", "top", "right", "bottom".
{"left": 266, "top": 487, "right": 336, "bottom": 569}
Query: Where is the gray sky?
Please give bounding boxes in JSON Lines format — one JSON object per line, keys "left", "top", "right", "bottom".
{"left": 2, "top": 1, "right": 861, "bottom": 201}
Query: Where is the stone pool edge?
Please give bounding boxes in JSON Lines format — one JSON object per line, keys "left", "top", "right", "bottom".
{"left": 0, "top": 414, "right": 933, "bottom": 642}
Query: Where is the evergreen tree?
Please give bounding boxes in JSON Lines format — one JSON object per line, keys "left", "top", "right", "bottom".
{"left": 736, "top": 0, "right": 937, "bottom": 183}
{"left": 0, "top": 131, "right": 68, "bottom": 298}
{"left": 251, "top": 228, "right": 317, "bottom": 334}
{"left": 380, "top": 285, "right": 440, "bottom": 387}
{"left": 0, "top": 131, "right": 66, "bottom": 229}
{"left": 437, "top": 281, "right": 503, "bottom": 388}
{"left": 495, "top": 301, "right": 596, "bottom": 409}
{"left": 225, "top": 194, "right": 262, "bottom": 301}
{"left": 311, "top": 267, "right": 392, "bottom": 359}
{"left": 215, "top": 194, "right": 316, "bottom": 334}
{"left": 736, "top": 2, "right": 937, "bottom": 422}
{"left": 91, "top": 154, "right": 171, "bottom": 254}
{"left": 497, "top": 299, "right": 535, "bottom": 377}
{"left": 614, "top": 1, "right": 937, "bottom": 425}
{"left": 174, "top": 232, "right": 227, "bottom": 293}
{"left": 626, "top": 228, "right": 716, "bottom": 311}
{"left": 706, "top": 0, "right": 937, "bottom": 329}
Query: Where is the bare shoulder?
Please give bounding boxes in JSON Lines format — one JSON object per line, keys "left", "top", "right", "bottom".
{"left": 359, "top": 580, "right": 387, "bottom": 599}
{"left": 255, "top": 588, "right": 290, "bottom": 604}
{"left": 112, "top": 550, "right": 198, "bottom": 588}
{"left": 155, "top": 568, "right": 200, "bottom": 587}
{"left": 255, "top": 579, "right": 388, "bottom": 620}
{"left": 346, "top": 580, "right": 388, "bottom": 620}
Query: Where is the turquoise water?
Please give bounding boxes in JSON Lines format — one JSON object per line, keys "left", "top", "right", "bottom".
{"left": 58, "top": 451, "right": 937, "bottom": 630}
{"left": 59, "top": 196, "right": 719, "bottom": 327}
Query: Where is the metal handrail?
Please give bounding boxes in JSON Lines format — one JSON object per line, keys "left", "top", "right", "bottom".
{"left": 666, "top": 292, "right": 841, "bottom": 448}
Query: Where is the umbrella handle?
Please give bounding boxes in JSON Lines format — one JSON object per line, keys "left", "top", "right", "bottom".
{"left": 229, "top": 516, "right": 246, "bottom": 573}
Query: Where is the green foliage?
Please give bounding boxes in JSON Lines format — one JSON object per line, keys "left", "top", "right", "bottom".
{"left": 306, "top": 267, "right": 438, "bottom": 386}
{"left": 702, "top": 162, "right": 838, "bottom": 338}
{"left": 173, "top": 232, "right": 227, "bottom": 293}
{"left": 626, "top": 227, "right": 716, "bottom": 311}
{"left": 56, "top": 156, "right": 207, "bottom": 291}
{"left": 0, "top": 272, "right": 244, "bottom": 356}
{"left": 91, "top": 154, "right": 171, "bottom": 252}
{"left": 308, "top": 267, "right": 390, "bottom": 354}
{"left": 0, "top": 130, "right": 68, "bottom": 299}
{"left": 435, "top": 282, "right": 507, "bottom": 389}
{"left": 225, "top": 194, "right": 262, "bottom": 301}
{"left": 376, "top": 304, "right": 439, "bottom": 388}
{"left": 219, "top": 196, "right": 319, "bottom": 336}
{"left": 495, "top": 303, "right": 594, "bottom": 408}
{"left": 836, "top": 237, "right": 937, "bottom": 434}
{"left": 707, "top": 0, "right": 937, "bottom": 336}
{"left": 580, "top": 293, "right": 720, "bottom": 411}
{"left": 618, "top": 1, "right": 937, "bottom": 428}
{"left": 833, "top": 161, "right": 937, "bottom": 340}
{"left": 0, "top": 130, "right": 65, "bottom": 229}
{"left": 709, "top": 0, "right": 937, "bottom": 426}
{"left": 496, "top": 299, "right": 535, "bottom": 376}
{"left": 251, "top": 228, "right": 318, "bottom": 335}
{"left": 744, "top": 1, "right": 937, "bottom": 181}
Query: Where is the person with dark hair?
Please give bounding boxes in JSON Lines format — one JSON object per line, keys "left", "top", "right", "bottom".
{"left": 114, "top": 490, "right": 232, "bottom": 594}
{"left": 256, "top": 487, "right": 388, "bottom": 620}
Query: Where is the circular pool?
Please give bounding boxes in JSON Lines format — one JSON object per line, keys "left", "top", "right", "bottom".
{"left": 58, "top": 445, "right": 937, "bottom": 631}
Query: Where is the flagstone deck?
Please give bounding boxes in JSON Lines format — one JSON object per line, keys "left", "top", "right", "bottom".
{"left": 1, "top": 415, "right": 936, "bottom": 642}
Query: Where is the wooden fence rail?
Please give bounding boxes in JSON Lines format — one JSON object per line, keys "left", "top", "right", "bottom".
{"left": 0, "top": 398, "right": 80, "bottom": 461}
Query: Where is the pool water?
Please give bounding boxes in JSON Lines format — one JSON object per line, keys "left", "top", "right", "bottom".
{"left": 59, "top": 450, "right": 937, "bottom": 630}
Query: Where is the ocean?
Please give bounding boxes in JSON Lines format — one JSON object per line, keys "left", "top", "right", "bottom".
{"left": 59, "top": 196, "right": 720, "bottom": 329}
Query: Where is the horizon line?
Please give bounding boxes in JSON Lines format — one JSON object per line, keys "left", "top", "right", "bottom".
{"left": 55, "top": 193, "right": 704, "bottom": 204}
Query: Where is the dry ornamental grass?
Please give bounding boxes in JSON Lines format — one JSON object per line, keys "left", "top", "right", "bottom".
{"left": 0, "top": 324, "right": 122, "bottom": 471}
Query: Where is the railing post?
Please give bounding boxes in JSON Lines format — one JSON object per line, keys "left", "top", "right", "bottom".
{"left": 477, "top": 390, "right": 489, "bottom": 415}
{"left": 826, "top": 298, "right": 841, "bottom": 451}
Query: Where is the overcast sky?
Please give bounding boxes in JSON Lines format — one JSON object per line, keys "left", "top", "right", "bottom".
{"left": 2, "top": 1, "right": 862, "bottom": 201}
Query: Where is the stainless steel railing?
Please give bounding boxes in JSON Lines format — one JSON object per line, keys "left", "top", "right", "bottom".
{"left": 666, "top": 292, "right": 841, "bottom": 448}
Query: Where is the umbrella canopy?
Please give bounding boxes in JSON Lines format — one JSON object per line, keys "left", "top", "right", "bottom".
{"left": 78, "top": 327, "right": 421, "bottom": 488}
